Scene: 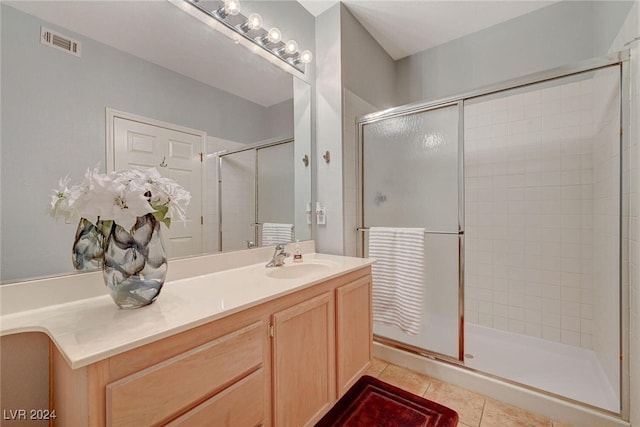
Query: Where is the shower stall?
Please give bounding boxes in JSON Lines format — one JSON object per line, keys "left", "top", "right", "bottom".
{"left": 217, "top": 139, "right": 295, "bottom": 252}
{"left": 356, "top": 53, "right": 629, "bottom": 415}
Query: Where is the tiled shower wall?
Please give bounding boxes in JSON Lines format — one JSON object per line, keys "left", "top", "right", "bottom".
{"left": 219, "top": 149, "right": 256, "bottom": 252}
{"left": 205, "top": 137, "right": 254, "bottom": 253}
{"left": 465, "top": 70, "right": 620, "bottom": 352}
{"left": 206, "top": 138, "right": 296, "bottom": 253}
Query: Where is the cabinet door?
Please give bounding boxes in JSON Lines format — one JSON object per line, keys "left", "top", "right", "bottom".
{"left": 336, "top": 276, "right": 372, "bottom": 396}
{"left": 272, "top": 292, "right": 335, "bottom": 427}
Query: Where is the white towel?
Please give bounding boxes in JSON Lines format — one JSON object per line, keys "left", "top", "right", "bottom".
{"left": 261, "top": 223, "right": 294, "bottom": 246}
{"left": 369, "top": 227, "right": 425, "bottom": 335}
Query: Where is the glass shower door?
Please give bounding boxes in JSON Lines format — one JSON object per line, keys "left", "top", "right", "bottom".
{"left": 219, "top": 150, "right": 256, "bottom": 251}
{"left": 257, "top": 142, "right": 295, "bottom": 236}
{"left": 359, "top": 103, "right": 462, "bottom": 360}
{"left": 219, "top": 140, "right": 296, "bottom": 251}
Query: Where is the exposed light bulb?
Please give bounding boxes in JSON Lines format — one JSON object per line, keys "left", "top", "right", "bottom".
{"left": 267, "top": 27, "right": 282, "bottom": 44}
{"left": 247, "top": 13, "right": 262, "bottom": 30}
{"left": 300, "top": 49, "right": 313, "bottom": 64}
{"left": 224, "top": 0, "right": 241, "bottom": 16}
{"left": 284, "top": 39, "right": 298, "bottom": 54}
{"left": 187, "top": 0, "right": 309, "bottom": 73}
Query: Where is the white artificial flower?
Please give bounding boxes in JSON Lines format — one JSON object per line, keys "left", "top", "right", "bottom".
{"left": 49, "top": 176, "right": 72, "bottom": 221}
{"left": 49, "top": 166, "right": 190, "bottom": 232}
{"left": 162, "top": 179, "right": 192, "bottom": 222}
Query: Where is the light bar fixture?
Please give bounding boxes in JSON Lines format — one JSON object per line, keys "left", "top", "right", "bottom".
{"left": 241, "top": 13, "right": 263, "bottom": 32}
{"left": 185, "top": 0, "right": 313, "bottom": 73}
{"left": 215, "top": 0, "right": 241, "bottom": 18}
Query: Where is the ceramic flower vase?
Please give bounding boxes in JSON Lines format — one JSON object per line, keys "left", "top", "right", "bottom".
{"left": 72, "top": 218, "right": 104, "bottom": 270}
{"left": 102, "top": 214, "right": 167, "bottom": 309}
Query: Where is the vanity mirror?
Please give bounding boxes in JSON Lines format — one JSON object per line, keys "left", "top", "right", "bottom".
{"left": 1, "top": 1, "right": 313, "bottom": 283}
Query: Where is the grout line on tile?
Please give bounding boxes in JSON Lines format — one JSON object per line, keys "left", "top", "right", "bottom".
{"left": 477, "top": 396, "right": 487, "bottom": 427}
{"left": 377, "top": 363, "right": 389, "bottom": 377}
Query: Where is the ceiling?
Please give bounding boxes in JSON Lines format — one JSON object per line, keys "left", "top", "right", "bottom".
{"left": 298, "top": 0, "right": 558, "bottom": 60}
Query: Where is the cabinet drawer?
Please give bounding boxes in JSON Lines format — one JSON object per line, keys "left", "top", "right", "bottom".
{"left": 106, "top": 321, "right": 264, "bottom": 427}
{"left": 166, "top": 368, "right": 265, "bottom": 427}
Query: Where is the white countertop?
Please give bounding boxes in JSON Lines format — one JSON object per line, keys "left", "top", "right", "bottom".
{"left": 0, "top": 252, "right": 373, "bottom": 369}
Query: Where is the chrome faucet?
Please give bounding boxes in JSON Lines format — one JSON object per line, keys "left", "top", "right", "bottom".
{"left": 266, "top": 243, "right": 290, "bottom": 267}
{"left": 246, "top": 240, "right": 257, "bottom": 249}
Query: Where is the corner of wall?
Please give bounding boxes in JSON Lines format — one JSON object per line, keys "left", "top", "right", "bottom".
{"left": 339, "top": 3, "right": 396, "bottom": 110}
{"left": 314, "top": 3, "right": 344, "bottom": 255}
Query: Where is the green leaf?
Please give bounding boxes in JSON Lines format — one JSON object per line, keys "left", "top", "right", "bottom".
{"left": 151, "top": 208, "right": 171, "bottom": 228}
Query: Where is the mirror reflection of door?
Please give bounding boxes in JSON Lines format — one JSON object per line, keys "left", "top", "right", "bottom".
{"left": 111, "top": 111, "right": 204, "bottom": 258}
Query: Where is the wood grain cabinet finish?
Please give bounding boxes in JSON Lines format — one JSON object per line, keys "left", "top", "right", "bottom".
{"left": 165, "top": 368, "right": 265, "bottom": 427}
{"left": 272, "top": 292, "right": 335, "bottom": 427}
{"left": 50, "top": 266, "right": 372, "bottom": 427}
{"left": 106, "top": 322, "right": 263, "bottom": 426}
{"left": 51, "top": 314, "right": 270, "bottom": 427}
{"left": 336, "top": 275, "right": 373, "bottom": 397}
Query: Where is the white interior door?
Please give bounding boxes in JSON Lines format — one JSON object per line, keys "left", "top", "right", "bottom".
{"left": 110, "top": 111, "right": 204, "bottom": 258}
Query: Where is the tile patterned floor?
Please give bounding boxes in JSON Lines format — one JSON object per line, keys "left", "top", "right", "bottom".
{"left": 366, "top": 358, "right": 574, "bottom": 427}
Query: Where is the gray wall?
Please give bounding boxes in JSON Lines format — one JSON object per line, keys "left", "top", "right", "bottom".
{"left": 396, "top": 0, "right": 635, "bottom": 105}
{"left": 265, "top": 99, "right": 295, "bottom": 143}
{"left": 0, "top": 4, "right": 292, "bottom": 282}
{"left": 315, "top": 3, "right": 344, "bottom": 255}
{"left": 593, "top": 0, "right": 637, "bottom": 54}
{"left": 340, "top": 4, "right": 396, "bottom": 110}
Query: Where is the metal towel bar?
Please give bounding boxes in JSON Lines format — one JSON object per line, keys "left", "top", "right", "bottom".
{"left": 251, "top": 223, "right": 295, "bottom": 229}
{"left": 356, "top": 227, "right": 463, "bottom": 235}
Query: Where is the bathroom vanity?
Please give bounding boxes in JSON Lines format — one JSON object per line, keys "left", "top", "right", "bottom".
{"left": 0, "top": 247, "right": 373, "bottom": 427}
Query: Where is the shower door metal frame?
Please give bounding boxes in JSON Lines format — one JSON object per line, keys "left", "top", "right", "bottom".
{"left": 618, "top": 56, "right": 631, "bottom": 422}
{"left": 356, "top": 50, "right": 630, "bottom": 418}
{"left": 356, "top": 100, "right": 465, "bottom": 365}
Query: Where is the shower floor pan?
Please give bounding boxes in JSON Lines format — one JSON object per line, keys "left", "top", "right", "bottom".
{"left": 464, "top": 323, "right": 619, "bottom": 412}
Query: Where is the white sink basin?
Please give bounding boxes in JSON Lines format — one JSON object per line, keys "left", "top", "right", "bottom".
{"left": 264, "top": 262, "right": 333, "bottom": 279}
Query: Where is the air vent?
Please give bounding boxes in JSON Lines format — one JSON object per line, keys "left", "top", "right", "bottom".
{"left": 40, "top": 26, "right": 81, "bottom": 57}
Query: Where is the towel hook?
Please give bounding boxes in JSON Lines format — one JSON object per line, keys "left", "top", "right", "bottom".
{"left": 159, "top": 156, "right": 168, "bottom": 168}
{"left": 322, "top": 150, "right": 330, "bottom": 164}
